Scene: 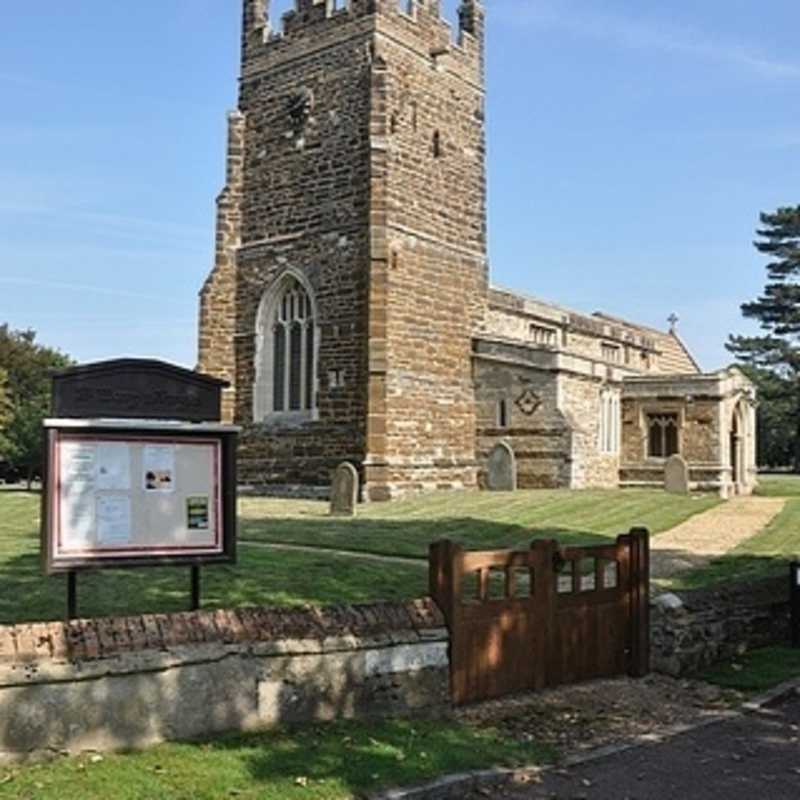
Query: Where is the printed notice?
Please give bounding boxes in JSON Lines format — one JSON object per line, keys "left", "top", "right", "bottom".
{"left": 186, "top": 496, "right": 210, "bottom": 530}
{"left": 95, "top": 442, "right": 131, "bottom": 491}
{"left": 143, "top": 445, "right": 176, "bottom": 493}
{"left": 96, "top": 495, "right": 132, "bottom": 546}
{"left": 59, "top": 441, "right": 96, "bottom": 550}
{"left": 61, "top": 441, "right": 96, "bottom": 485}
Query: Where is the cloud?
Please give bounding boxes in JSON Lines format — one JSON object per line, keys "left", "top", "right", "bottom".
{"left": 497, "top": 0, "right": 800, "bottom": 80}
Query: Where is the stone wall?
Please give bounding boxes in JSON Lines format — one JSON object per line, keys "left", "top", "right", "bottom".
{"left": 473, "top": 339, "right": 624, "bottom": 490}
{"left": 559, "top": 372, "right": 619, "bottom": 489}
{"left": 650, "top": 577, "right": 790, "bottom": 677}
{"left": 200, "top": 3, "right": 377, "bottom": 490}
{"left": 363, "top": 3, "right": 487, "bottom": 500}
{"left": 620, "top": 369, "right": 758, "bottom": 495}
{"left": 483, "top": 289, "right": 698, "bottom": 378}
{"left": 198, "top": 111, "right": 245, "bottom": 423}
{"left": 199, "top": 0, "right": 488, "bottom": 499}
{"left": 473, "top": 343, "right": 571, "bottom": 489}
{"left": 0, "top": 599, "right": 449, "bottom": 763}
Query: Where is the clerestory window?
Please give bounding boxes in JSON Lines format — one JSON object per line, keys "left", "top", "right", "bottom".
{"left": 254, "top": 274, "right": 318, "bottom": 422}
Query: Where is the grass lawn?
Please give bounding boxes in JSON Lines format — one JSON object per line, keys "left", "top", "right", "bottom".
{"left": 0, "top": 488, "right": 718, "bottom": 623}
{"left": 240, "top": 489, "right": 720, "bottom": 558}
{"left": 0, "top": 717, "right": 552, "bottom": 800}
{"left": 755, "top": 473, "right": 800, "bottom": 497}
{"left": 0, "top": 492, "right": 428, "bottom": 625}
{"left": 701, "top": 646, "right": 800, "bottom": 693}
{"left": 667, "top": 497, "right": 800, "bottom": 590}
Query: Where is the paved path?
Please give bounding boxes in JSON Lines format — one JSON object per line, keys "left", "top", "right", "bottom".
{"left": 650, "top": 495, "right": 785, "bottom": 580}
{"left": 476, "top": 698, "right": 800, "bottom": 800}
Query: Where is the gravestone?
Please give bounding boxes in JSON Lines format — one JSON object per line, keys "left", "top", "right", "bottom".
{"left": 486, "top": 442, "right": 517, "bottom": 492}
{"left": 664, "top": 454, "right": 689, "bottom": 495}
{"left": 330, "top": 462, "right": 359, "bottom": 516}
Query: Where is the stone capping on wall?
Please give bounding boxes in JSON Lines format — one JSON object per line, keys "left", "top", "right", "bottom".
{"left": 0, "top": 598, "right": 445, "bottom": 668}
{"left": 650, "top": 576, "right": 790, "bottom": 677}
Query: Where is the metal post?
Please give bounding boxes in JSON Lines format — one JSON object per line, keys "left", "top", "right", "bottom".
{"left": 791, "top": 561, "right": 800, "bottom": 649}
{"left": 67, "top": 571, "right": 77, "bottom": 621}
{"left": 190, "top": 565, "right": 201, "bottom": 612}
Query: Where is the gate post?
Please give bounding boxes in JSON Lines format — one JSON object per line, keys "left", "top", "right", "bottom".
{"left": 627, "top": 527, "right": 650, "bottom": 677}
{"left": 429, "top": 540, "right": 461, "bottom": 628}
{"left": 429, "top": 540, "right": 465, "bottom": 703}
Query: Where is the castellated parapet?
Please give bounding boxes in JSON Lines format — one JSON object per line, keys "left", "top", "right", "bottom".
{"left": 242, "top": 1, "right": 484, "bottom": 82}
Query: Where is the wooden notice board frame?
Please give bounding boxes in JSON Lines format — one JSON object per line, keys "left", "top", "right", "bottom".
{"left": 41, "top": 419, "right": 238, "bottom": 575}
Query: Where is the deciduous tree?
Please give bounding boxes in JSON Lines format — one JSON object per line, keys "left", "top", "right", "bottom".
{"left": 0, "top": 325, "right": 72, "bottom": 488}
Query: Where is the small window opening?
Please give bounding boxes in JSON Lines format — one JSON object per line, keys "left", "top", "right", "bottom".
{"left": 530, "top": 324, "right": 558, "bottom": 347}
{"left": 601, "top": 342, "right": 621, "bottom": 363}
{"left": 433, "top": 130, "right": 442, "bottom": 158}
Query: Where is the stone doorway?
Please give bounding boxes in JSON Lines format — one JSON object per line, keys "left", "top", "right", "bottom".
{"left": 730, "top": 402, "right": 746, "bottom": 492}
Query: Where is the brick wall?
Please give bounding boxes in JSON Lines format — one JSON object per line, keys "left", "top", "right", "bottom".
{"left": 0, "top": 599, "right": 449, "bottom": 763}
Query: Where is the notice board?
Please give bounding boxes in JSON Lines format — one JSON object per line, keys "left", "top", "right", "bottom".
{"left": 42, "top": 422, "right": 237, "bottom": 573}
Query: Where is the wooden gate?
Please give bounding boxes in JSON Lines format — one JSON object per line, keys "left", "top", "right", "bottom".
{"left": 429, "top": 529, "right": 650, "bottom": 705}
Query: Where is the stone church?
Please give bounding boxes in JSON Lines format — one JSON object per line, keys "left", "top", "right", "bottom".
{"left": 198, "top": 0, "right": 757, "bottom": 500}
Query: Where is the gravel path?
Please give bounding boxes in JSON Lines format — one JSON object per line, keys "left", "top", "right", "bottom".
{"left": 650, "top": 496, "right": 786, "bottom": 581}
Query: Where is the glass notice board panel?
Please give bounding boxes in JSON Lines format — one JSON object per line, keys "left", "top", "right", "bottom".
{"left": 42, "top": 424, "right": 237, "bottom": 573}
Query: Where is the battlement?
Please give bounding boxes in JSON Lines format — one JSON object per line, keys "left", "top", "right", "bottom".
{"left": 242, "top": 0, "right": 484, "bottom": 80}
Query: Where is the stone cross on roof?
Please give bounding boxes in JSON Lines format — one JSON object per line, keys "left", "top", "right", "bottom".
{"left": 667, "top": 313, "right": 679, "bottom": 333}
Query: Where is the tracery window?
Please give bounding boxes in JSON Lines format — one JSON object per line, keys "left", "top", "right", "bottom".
{"left": 648, "top": 413, "right": 679, "bottom": 458}
{"left": 254, "top": 275, "right": 318, "bottom": 421}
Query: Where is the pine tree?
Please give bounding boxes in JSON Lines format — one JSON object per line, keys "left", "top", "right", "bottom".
{"left": 728, "top": 206, "right": 800, "bottom": 469}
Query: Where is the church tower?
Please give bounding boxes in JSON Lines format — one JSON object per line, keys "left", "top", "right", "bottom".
{"left": 199, "top": 0, "right": 488, "bottom": 500}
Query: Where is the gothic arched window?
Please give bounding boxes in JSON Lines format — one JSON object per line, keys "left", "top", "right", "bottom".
{"left": 254, "top": 274, "right": 318, "bottom": 422}
{"left": 647, "top": 413, "right": 679, "bottom": 458}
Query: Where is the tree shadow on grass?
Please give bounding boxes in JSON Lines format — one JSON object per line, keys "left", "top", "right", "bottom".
{"left": 0, "top": 517, "right": 615, "bottom": 624}
{"left": 238, "top": 514, "right": 617, "bottom": 559}
{"left": 656, "top": 551, "right": 789, "bottom": 592}
{"left": 208, "top": 715, "right": 549, "bottom": 799}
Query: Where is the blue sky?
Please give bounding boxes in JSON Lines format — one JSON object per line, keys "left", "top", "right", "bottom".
{"left": 0, "top": 0, "right": 798, "bottom": 371}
